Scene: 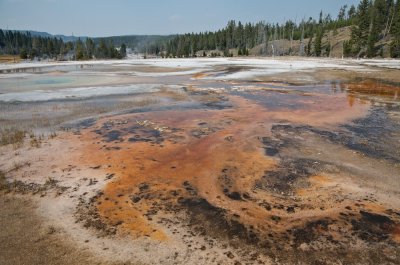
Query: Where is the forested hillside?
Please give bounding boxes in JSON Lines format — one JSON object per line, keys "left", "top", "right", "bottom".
{"left": 149, "top": 0, "right": 400, "bottom": 58}
{"left": 0, "top": 31, "right": 127, "bottom": 60}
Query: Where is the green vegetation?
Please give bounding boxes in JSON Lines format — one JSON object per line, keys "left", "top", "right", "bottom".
{"left": 314, "top": 28, "right": 324, "bottom": 57}
{"left": 145, "top": 0, "right": 400, "bottom": 58}
{"left": 0, "top": 30, "right": 127, "bottom": 60}
{"left": 343, "top": 0, "right": 399, "bottom": 57}
{"left": 94, "top": 35, "right": 172, "bottom": 54}
{"left": 29, "top": 137, "right": 41, "bottom": 148}
{"left": 0, "top": 128, "right": 56, "bottom": 149}
{"left": 390, "top": 0, "right": 400, "bottom": 57}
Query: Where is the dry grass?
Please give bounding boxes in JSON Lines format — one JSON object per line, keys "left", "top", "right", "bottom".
{"left": 29, "top": 132, "right": 43, "bottom": 148}
{"left": 10, "top": 161, "right": 31, "bottom": 172}
{"left": 0, "top": 127, "right": 49, "bottom": 149}
{"left": 0, "top": 128, "right": 26, "bottom": 148}
{"left": 0, "top": 55, "right": 21, "bottom": 63}
{"left": 0, "top": 170, "right": 6, "bottom": 190}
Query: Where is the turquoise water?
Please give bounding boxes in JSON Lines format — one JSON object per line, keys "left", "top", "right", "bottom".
{"left": 0, "top": 73, "right": 118, "bottom": 93}
{"left": 34, "top": 77, "right": 73, "bottom": 85}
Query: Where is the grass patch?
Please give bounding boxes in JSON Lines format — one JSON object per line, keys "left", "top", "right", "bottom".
{"left": 0, "top": 128, "right": 26, "bottom": 148}
{"left": 9, "top": 161, "right": 31, "bottom": 172}
{"left": 44, "top": 177, "right": 58, "bottom": 186}
{"left": 0, "top": 55, "right": 20, "bottom": 63}
{"left": 29, "top": 133, "right": 42, "bottom": 148}
{"left": 0, "top": 170, "right": 7, "bottom": 190}
{"left": 29, "top": 138, "right": 41, "bottom": 148}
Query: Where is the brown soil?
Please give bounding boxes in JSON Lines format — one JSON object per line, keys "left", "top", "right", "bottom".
{"left": 0, "top": 193, "right": 126, "bottom": 265}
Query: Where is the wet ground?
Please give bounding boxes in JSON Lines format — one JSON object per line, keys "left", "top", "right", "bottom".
{"left": 0, "top": 58, "right": 399, "bottom": 265}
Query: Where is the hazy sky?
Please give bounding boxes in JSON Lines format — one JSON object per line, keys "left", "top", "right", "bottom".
{"left": 0, "top": 0, "right": 360, "bottom": 37}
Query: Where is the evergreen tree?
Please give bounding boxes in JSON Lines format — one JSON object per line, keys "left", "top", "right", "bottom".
{"left": 374, "top": 0, "right": 389, "bottom": 31}
{"left": 0, "top": 30, "right": 5, "bottom": 49}
{"left": 358, "top": 0, "right": 372, "bottom": 45}
{"left": 314, "top": 29, "right": 323, "bottom": 56}
{"left": 347, "top": 0, "right": 372, "bottom": 56}
{"left": 319, "top": 11, "right": 324, "bottom": 24}
{"left": 367, "top": 15, "right": 379, "bottom": 57}
{"left": 343, "top": 40, "right": 352, "bottom": 56}
{"left": 326, "top": 43, "right": 331, "bottom": 57}
{"left": 390, "top": 0, "right": 400, "bottom": 57}
{"left": 19, "top": 49, "right": 28, "bottom": 59}
{"left": 348, "top": 5, "right": 357, "bottom": 18}
{"left": 75, "top": 38, "right": 85, "bottom": 60}
{"left": 338, "top": 5, "right": 348, "bottom": 21}
{"left": 86, "top": 38, "right": 95, "bottom": 59}
{"left": 120, "top": 43, "right": 127, "bottom": 58}
{"left": 307, "top": 36, "right": 313, "bottom": 56}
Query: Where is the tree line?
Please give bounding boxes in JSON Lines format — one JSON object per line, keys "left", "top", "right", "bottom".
{"left": 143, "top": 0, "right": 400, "bottom": 58}
{"left": 344, "top": 0, "right": 400, "bottom": 57}
{"left": 0, "top": 30, "right": 127, "bottom": 60}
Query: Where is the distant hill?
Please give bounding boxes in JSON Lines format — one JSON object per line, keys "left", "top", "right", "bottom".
{"left": 0, "top": 28, "right": 175, "bottom": 59}
{"left": 11, "top": 30, "right": 88, "bottom": 42}
{"left": 9, "top": 30, "right": 173, "bottom": 52}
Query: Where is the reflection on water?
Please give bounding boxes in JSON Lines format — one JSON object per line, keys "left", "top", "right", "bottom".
{"left": 0, "top": 63, "right": 95, "bottom": 74}
{"left": 345, "top": 80, "right": 400, "bottom": 100}
{"left": 331, "top": 80, "right": 400, "bottom": 100}
{"left": 0, "top": 78, "right": 398, "bottom": 129}
{"left": 0, "top": 60, "right": 399, "bottom": 135}
{"left": 329, "top": 79, "right": 400, "bottom": 108}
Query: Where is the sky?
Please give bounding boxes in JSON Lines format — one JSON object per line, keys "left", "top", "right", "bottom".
{"left": 0, "top": 0, "right": 361, "bottom": 37}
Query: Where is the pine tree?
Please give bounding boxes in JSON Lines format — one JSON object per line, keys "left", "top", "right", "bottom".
{"left": 326, "top": 43, "right": 331, "bottom": 57}
{"left": 19, "top": 49, "right": 28, "bottom": 59}
{"left": 0, "top": 30, "right": 5, "bottom": 49}
{"left": 390, "top": 0, "right": 400, "bottom": 57}
{"left": 75, "top": 39, "right": 85, "bottom": 60}
{"left": 120, "top": 43, "right": 127, "bottom": 58}
{"left": 392, "top": 0, "right": 400, "bottom": 36}
{"left": 307, "top": 36, "right": 313, "bottom": 56}
{"left": 374, "top": 0, "right": 389, "bottom": 31}
{"left": 86, "top": 38, "right": 95, "bottom": 59}
{"left": 367, "top": 5, "right": 379, "bottom": 57}
{"left": 314, "top": 29, "right": 323, "bottom": 56}
{"left": 338, "top": 5, "right": 348, "bottom": 21}
{"left": 358, "top": 0, "right": 372, "bottom": 46}
{"left": 347, "top": 0, "right": 372, "bottom": 56}
{"left": 348, "top": 5, "right": 357, "bottom": 19}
